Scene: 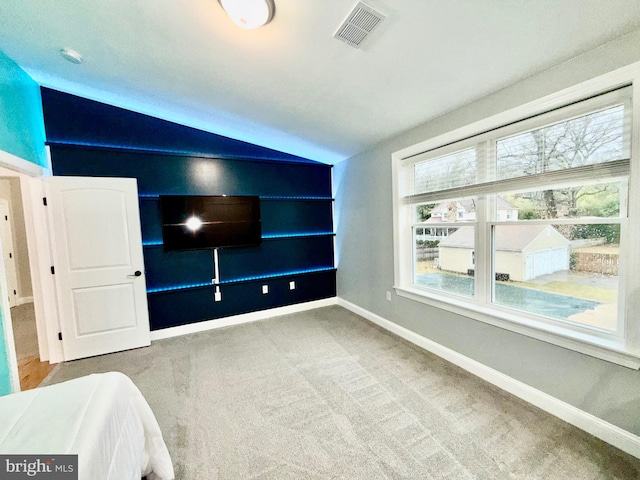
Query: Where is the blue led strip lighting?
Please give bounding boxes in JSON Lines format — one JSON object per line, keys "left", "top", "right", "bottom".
{"left": 46, "top": 141, "right": 211, "bottom": 155}
{"left": 146, "top": 267, "right": 335, "bottom": 293}
{"left": 139, "top": 195, "right": 332, "bottom": 200}
{"left": 143, "top": 233, "right": 334, "bottom": 246}
{"left": 261, "top": 232, "right": 335, "bottom": 239}
{"left": 46, "top": 141, "right": 321, "bottom": 165}
{"left": 146, "top": 282, "right": 212, "bottom": 294}
{"left": 220, "top": 267, "right": 335, "bottom": 284}
{"left": 260, "top": 196, "right": 333, "bottom": 201}
{"left": 142, "top": 240, "right": 163, "bottom": 246}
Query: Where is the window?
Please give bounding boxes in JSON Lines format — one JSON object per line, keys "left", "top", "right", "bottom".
{"left": 393, "top": 74, "right": 640, "bottom": 368}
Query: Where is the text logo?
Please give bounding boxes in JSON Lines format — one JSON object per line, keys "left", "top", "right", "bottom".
{"left": 0, "top": 455, "right": 78, "bottom": 479}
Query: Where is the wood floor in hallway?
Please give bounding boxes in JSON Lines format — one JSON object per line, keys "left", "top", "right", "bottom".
{"left": 18, "top": 355, "right": 56, "bottom": 390}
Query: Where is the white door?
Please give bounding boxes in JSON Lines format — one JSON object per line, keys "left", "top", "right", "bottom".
{"left": 0, "top": 201, "right": 18, "bottom": 307}
{"left": 44, "top": 176, "right": 150, "bottom": 361}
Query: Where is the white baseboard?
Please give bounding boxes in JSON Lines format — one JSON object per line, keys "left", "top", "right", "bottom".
{"left": 16, "top": 296, "right": 34, "bottom": 306}
{"left": 150, "top": 297, "right": 338, "bottom": 341}
{"left": 337, "top": 298, "right": 640, "bottom": 459}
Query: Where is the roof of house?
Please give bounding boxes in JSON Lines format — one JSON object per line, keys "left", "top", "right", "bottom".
{"left": 427, "top": 198, "right": 517, "bottom": 216}
{"left": 424, "top": 216, "right": 472, "bottom": 224}
{"left": 438, "top": 224, "right": 569, "bottom": 251}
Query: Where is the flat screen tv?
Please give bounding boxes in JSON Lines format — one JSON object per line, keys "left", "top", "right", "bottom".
{"left": 160, "top": 195, "right": 261, "bottom": 251}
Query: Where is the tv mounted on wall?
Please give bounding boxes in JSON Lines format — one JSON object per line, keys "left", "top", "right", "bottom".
{"left": 160, "top": 195, "right": 262, "bottom": 251}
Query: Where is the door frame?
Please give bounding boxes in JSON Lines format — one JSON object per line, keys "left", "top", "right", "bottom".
{"left": 0, "top": 147, "right": 62, "bottom": 393}
{"left": 0, "top": 199, "right": 19, "bottom": 308}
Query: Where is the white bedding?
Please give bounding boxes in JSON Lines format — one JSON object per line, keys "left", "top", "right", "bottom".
{"left": 0, "top": 372, "right": 174, "bottom": 480}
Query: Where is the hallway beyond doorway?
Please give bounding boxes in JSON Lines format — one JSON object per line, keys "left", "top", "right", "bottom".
{"left": 11, "top": 303, "right": 55, "bottom": 390}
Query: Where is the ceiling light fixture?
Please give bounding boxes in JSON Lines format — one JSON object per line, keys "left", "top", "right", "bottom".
{"left": 59, "top": 48, "right": 83, "bottom": 64}
{"left": 218, "top": 0, "right": 275, "bottom": 29}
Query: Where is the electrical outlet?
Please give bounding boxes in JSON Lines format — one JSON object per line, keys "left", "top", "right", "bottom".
{"left": 289, "top": 281, "right": 296, "bottom": 290}
{"left": 386, "top": 291, "right": 391, "bottom": 301}
{"left": 262, "top": 285, "right": 269, "bottom": 294}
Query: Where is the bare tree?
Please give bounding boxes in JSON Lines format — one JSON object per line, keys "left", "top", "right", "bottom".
{"left": 497, "top": 105, "right": 624, "bottom": 219}
{"left": 414, "top": 149, "right": 476, "bottom": 194}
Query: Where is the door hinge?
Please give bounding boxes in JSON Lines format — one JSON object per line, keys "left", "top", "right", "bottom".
{"left": 51, "top": 266, "right": 55, "bottom": 275}
{"left": 43, "top": 197, "right": 47, "bottom": 206}
{"left": 58, "top": 332, "right": 62, "bottom": 341}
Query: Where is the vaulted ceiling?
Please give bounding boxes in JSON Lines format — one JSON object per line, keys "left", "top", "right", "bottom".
{"left": 1, "top": 1, "right": 640, "bottom": 164}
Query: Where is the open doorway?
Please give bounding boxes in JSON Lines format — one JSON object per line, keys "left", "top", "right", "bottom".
{"left": 0, "top": 176, "right": 55, "bottom": 389}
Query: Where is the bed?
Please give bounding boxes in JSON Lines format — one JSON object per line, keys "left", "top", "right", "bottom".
{"left": 0, "top": 372, "right": 174, "bottom": 480}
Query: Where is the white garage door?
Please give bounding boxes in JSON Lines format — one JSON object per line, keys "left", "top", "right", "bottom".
{"left": 551, "top": 247, "right": 569, "bottom": 270}
{"left": 533, "top": 247, "right": 569, "bottom": 277}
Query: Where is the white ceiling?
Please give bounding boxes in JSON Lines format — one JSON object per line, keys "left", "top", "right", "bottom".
{"left": 1, "top": 1, "right": 640, "bottom": 164}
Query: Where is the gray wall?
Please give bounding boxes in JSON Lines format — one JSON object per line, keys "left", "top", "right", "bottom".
{"left": 333, "top": 29, "right": 640, "bottom": 436}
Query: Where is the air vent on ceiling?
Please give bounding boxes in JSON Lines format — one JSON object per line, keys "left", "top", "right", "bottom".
{"left": 334, "top": 2, "right": 386, "bottom": 49}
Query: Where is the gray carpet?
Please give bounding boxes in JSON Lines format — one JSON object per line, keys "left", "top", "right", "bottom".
{"left": 10, "top": 303, "right": 38, "bottom": 360}
{"left": 43, "top": 306, "right": 640, "bottom": 479}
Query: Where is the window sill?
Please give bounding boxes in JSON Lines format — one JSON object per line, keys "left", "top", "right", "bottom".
{"left": 394, "top": 285, "right": 640, "bottom": 370}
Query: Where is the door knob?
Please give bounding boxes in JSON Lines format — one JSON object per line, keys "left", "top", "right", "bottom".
{"left": 127, "top": 270, "right": 143, "bottom": 277}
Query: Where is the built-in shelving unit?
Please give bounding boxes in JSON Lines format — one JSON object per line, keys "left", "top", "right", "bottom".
{"left": 41, "top": 87, "right": 336, "bottom": 331}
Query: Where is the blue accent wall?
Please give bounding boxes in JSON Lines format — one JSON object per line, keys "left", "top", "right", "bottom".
{"left": 0, "top": 52, "right": 47, "bottom": 167}
{"left": 42, "top": 89, "right": 336, "bottom": 330}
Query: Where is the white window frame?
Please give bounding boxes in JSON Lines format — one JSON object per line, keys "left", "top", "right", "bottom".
{"left": 392, "top": 62, "right": 640, "bottom": 369}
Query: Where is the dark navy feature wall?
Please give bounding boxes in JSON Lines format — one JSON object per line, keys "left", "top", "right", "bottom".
{"left": 148, "top": 270, "right": 336, "bottom": 329}
{"left": 41, "top": 87, "right": 319, "bottom": 164}
{"left": 47, "top": 146, "right": 331, "bottom": 198}
{"left": 261, "top": 199, "right": 334, "bottom": 237}
{"left": 43, "top": 90, "right": 335, "bottom": 331}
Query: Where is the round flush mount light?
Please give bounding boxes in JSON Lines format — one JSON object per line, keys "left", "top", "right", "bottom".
{"left": 218, "top": 0, "right": 275, "bottom": 29}
{"left": 60, "top": 48, "right": 83, "bottom": 64}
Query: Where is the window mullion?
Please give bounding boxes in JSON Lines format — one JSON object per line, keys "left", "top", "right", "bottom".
{"left": 475, "top": 140, "right": 492, "bottom": 305}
